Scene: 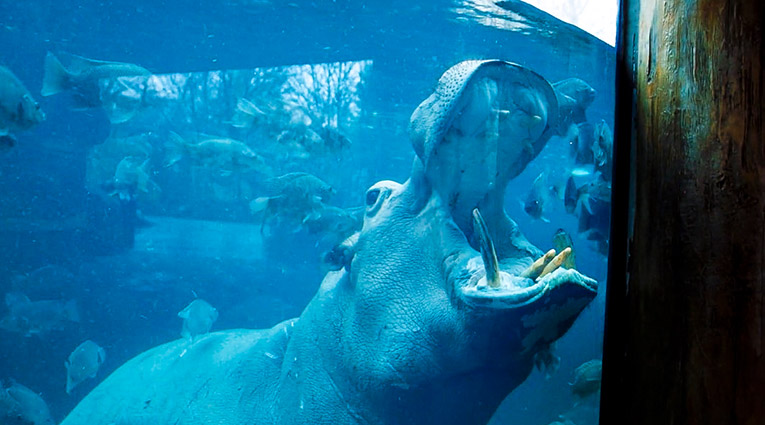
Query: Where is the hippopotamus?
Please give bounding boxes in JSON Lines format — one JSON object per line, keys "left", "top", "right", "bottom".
{"left": 60, "top": 60, "right": 598, "bottom": 425}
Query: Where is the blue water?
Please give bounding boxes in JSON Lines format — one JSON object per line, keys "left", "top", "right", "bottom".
{"left": 0, "top": 1, "right": 614, "bottom": 424}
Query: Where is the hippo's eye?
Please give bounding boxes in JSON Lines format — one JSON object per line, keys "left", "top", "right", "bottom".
{"left": 365, "top": 188, "right": 381, "bottom": 207}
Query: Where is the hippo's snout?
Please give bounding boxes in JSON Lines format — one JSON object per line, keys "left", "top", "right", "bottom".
{"left": 406, "top": 61, "right": 598, "bottom": 313}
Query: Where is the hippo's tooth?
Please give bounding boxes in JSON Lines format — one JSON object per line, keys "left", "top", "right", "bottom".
{"left": 472, "top": 208, "right": 501, "bottom": 289}
{"left": 521, "top": 249, "right": 556, "bottom": 280}
{"left": 537, "top": 247, "right": 572, "bottom": 279}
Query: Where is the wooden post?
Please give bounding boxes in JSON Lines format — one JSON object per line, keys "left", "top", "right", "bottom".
{"left": 602, "top": 0, "right": 764, "bottom": 423}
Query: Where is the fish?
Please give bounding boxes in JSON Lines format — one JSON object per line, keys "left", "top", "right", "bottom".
{"left": 575, "top": 176, "right": 611, "bottom": 233}
{"left": 0, "top": 292, "right": 79, "bottom": 336}
{"left": 0, "top": 66, "right": 45, "bottom": 147}
{"left": 302, "top": 205, "right": 363, "bottom": 244}
{"left": 41, "top": 52, "right": 151, "bottom": 107}
{"left": 523, "top": 171, "right": 558, "bottom": 222}
{"left": 276, "top": 123, "right": 350, "bottom": 158}
{"left": 11, "top": 264, "right": 76, "bottom": 298}
{"left": 564, "top": 174, "right": 611, "bottom": 255}
{"left": 570, "top": 359, "right": 602, "bottom": 398}
{"left": 553, "top": 78, "right": 596, "bottom": 127}
{"left": 65, "top": 340, "right": 106, "bottom": 394}
{"left": 568, "top": 122, "right": 595, "bottom": 165}
{"left": 251, "top": 172, "right": 337, "bottom": 234}
{"left": 99, "top": 78, "right": 146, "bottom": 124}
{"left": 106, "top": 156, "right": 157, "bottom": 201}
{"left": 591, "top": 120, "right": 613, "bottom": 179}
{"left": 164, "top": 131, "right": 269, "bottom": 175}
{"left": 552, "top": 229, "right": 577, "bottom": 269}
{"left": 230, "top": 97, "right": 269, "bottom": 129}
{"left": 315, "top": 125, "right": 352, "bottom": 152}
{"left": 564, "top": 175, "right": 579, "bottom": 214}
{"left": 265, "top": 172, "right": 335, "bottom": 203}
{"left": 178, "top": 299, "right": 218, "bottom": 341}
{"left": 276, "top": 125, "right": 325, "bottom": 157}
{"left": 0, "top": 380, "right": 55, "bottom": 425}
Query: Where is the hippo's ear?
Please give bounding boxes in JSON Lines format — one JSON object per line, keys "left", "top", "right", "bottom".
{"left": 408, "top": 60, "right": 559, "bottom": 194}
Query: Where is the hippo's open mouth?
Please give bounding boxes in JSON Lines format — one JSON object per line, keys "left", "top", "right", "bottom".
{"left": 408, "top": 60, "right": 598, "bottom": 310}
{"left": 447, "top": 206, "right": 598, "bottom": 309}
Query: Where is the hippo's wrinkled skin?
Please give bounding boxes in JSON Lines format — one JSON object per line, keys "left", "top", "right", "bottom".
{"left": 61, "top": 60, "right": 597, "bottom": 425}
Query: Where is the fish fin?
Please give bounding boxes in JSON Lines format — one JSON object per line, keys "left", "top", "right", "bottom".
{"left": 541, "top": 216, "right": 551, "bottom": 223}
{"left": 236, "top": 97, "right": 266, "bottom": 116}
{"left": 302, "top": 210, "right": 321, "bottom": 224}
{"left": 61, "top": 52, "right": 118, "bottom": 73}
{"left": 163, "top": 131, "right": 187, "bottom": 167}
{"left": 249, "top": 197, "right": 271, "bottom": 214}
{"left": 532, "top": 171, "right": 547, "bottom": 188}
{"left": 41, "top": 52, "right": 72, "bottom": 97}
{"left": 578, "top": 194, "right": 593, "bottom": 215}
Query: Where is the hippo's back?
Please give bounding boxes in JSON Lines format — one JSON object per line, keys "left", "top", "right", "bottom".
{"left": 61, "top": 321, "right": 295, "bottom": 425}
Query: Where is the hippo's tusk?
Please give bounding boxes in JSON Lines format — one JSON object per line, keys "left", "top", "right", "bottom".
{"left": 521, "top": 249, "right": 556, "bottom": 280}
{"left": 538, "top": 247, "right": 572, "bottom": 279}
{"left": 472, "top": 208, "right": 501, "bottom": 289}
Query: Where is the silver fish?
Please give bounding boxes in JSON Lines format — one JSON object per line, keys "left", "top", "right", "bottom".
{"left": 41, "top": 52, "right": 150, "bottom": 108}
{"left": 0, "top": 66, "right": 45, "bottom": 148}
{"left": 65, "top": 340, "right": 106, "bottom": 394}
{"left": 0, "top": 292, "right": 79, "bottom": 336}
{"left": 178, "top": 299, "right": 218, "bottom": 341}
{"left": 523, "top": 171, "right": 557, "bottom": 222}
{"left": 570, "top": 359, "right": 602, "bottom": 398}
{"left": 0, "top": 381, "right": 55, "bottom": 425}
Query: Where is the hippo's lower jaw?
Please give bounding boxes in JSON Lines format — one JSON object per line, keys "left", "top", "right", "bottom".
{"left": 439, "top": 203, "right": 597, "bottom": 312}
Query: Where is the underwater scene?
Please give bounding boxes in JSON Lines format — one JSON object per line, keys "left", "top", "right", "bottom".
{"left": 0, "top": 1, "right": 615, "bottom": 424}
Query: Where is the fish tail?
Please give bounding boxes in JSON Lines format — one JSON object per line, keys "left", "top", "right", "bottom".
{"left": 41, "top": 52, "right": 72, "bottom": 97}
{"left": 249, "top": 196, "right": 270, "bottom": 214}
